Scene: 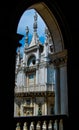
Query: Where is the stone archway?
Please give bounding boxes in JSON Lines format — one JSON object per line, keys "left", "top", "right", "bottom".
{"left": 15, "top": 1, "right": 68, "bottom": 115}
{"left": 26, "top": 2, "right": 64, "bottom": 53}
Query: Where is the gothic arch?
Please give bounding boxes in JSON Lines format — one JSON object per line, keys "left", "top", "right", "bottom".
{"left": 15, "top": 0, "right": 69, "bottom": 115}
{"left": 16, "top": 1, "right": 71, "bottom": 52}
{"left": 29, "top": 2, "right": 64, "bottom": 53}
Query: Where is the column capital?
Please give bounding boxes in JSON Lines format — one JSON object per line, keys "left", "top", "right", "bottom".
{"left": 50, "top": 49, "right": 67, "bottom": 67}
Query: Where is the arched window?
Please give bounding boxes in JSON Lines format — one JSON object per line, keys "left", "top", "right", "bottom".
{"left": 27, "top": 55, "right": 36, "bottom": 66}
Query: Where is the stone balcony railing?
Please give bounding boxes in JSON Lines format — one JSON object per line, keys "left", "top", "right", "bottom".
{"left": 14, "top": 84, "right": 54, "bottom": 94}
{"left": 14, "top": 114, "right": 68, "bottom": 130}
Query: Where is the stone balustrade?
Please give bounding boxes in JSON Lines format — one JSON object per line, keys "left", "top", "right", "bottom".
{"left": 14, "top": 115, "right": 68, "bottom": 130}
{"left": 14, "top": 84, "right": 54, "bottom": 93}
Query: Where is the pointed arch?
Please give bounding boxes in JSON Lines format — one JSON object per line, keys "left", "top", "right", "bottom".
{"left": 16, "top": 1, "right": 71, "bottom": 52}
{"left": 15, "top": 0, "right": 69, "bottom": 116}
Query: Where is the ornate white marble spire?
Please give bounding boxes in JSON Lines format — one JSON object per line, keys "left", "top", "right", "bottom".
{"left": 29, "top": 11, "right": 39, "bottom": 47}
{"left": 45, "top": 27, "right": 50, "bottom": 43}
{"left": 44, "top": 27, "right": 54, "bottom": 54}
{"left": 16, "top": 47, "right": 20, "bottom": 66}
{"left": 15, "top": 47, "right": 21, "bottom": 73}
{"left": 24, "top": 26, "right": 29, "bottom": 48}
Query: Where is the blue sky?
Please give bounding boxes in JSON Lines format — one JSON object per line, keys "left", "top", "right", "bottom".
{"left": 17, "top": 9, "right": 47, "bottom": 53}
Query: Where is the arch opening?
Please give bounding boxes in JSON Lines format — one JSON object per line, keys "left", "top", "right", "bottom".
{"left": 14, "top": 1, "right": 68, "bottom": 118}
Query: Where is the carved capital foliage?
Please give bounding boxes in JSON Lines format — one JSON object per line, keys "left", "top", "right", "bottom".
{"left": 50, "top": 49, "right": 67, "bottom": 67}
{"left": 53, "top": 56, "right": 67, "bottom": 67}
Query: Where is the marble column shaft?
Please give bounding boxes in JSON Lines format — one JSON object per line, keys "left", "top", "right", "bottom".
{"left": 55, "top": 67, "right": 61, "bottom": 114}
{"left": 60, "top": 65, "right": 68, "bottom": 114}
